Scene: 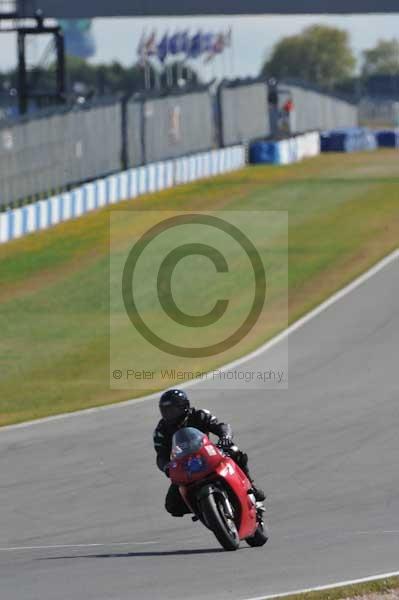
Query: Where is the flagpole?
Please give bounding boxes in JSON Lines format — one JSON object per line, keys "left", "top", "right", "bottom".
{"left": 166, "top": 60, "right": 172, "bottom": 88}
{"left": 222, "top": 37, "right": 228, "bottom": 82}
{"left": 151, "top": 59, "right": 160, "bottom": 91}
{"left": 137, "top": 27, "right": 146, "bottom": 92}
{"left": 186, "top": 59, "right": 192, "bottom": 86}
{"left": 211, "top": 53, "right": 217, "bottom": 83}
{"left": 155, "top": 63, "right": 161, "bottom": 91}
{"left": 183, "top": 30, "right": 190, "bottom": 87}
{"left": 199, "top": 29, "right": 204, "bottom": 87}
{"left": 229, "top": 27, "right": 235, "bottom": 78}
{"left": 144, "top": 60, "right": 151, "bottom": 91}
{"left": 160, "top": 30, "right": 172, "bottom": 88}
{"left": 177, "top": 59, "right": 183, "bottom": 87}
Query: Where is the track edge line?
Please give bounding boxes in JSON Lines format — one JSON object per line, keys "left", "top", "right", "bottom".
{"left": 240, "top": 571, "right": 399, "bottom": 600}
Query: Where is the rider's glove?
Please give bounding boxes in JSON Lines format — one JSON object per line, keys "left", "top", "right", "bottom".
{"left": 219, "top": 435, "right": 233, "bottom": 451}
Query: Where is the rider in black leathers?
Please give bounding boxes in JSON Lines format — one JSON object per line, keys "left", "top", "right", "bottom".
{"left": 153, "top": 389, "right": 265, "bottom": 517}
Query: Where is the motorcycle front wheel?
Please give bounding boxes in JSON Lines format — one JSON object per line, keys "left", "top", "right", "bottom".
{"left": 200, "top": 493, "right": 240, "bottom": 551}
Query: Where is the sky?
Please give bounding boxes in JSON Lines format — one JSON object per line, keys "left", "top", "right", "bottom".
{"left": 0, "top": 14, "right": 398, "bottom": 77}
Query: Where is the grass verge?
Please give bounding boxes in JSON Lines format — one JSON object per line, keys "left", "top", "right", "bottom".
{"left": 0, "top": 150, "right": 398, "bottom": 426}
{"left": 265, "top": 576, "right": 399, "bottom": 600}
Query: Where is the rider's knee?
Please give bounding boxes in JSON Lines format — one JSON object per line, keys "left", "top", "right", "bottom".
{"left": 236, "top": 450, "right": 248, "bottom": 468}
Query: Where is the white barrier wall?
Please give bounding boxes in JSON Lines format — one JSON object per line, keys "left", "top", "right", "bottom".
{"left": 0, "top": 145, "right": 245, "bottom": 244}
{"left": 278, "top": 132, "right": 321, "bottom": 165}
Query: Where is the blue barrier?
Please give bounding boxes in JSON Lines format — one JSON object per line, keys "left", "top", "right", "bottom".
{"left": 320, "top": 128, "right": 377, "bottom": 153}
{"left": 249, "top": 132, "right": 320, "bottom": 165}
{"left": 250, "top": 141, "right": 281, "bottom": 164}
{"left": 0, "top": 145, "right": 245, "bottom": 244}
{"left": 376, "top": 130, "right": 399, "bottom": 148}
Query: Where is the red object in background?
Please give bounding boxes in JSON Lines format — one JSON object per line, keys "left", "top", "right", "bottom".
{"left": 283, "top": 99, "right": 294, "bottom": 113}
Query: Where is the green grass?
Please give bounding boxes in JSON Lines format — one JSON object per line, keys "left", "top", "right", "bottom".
{"left": 0, "top": 150, "right": 398, "bottom": 426}
{"left": 264, "top": 576, "right": 399, "bottom": 600}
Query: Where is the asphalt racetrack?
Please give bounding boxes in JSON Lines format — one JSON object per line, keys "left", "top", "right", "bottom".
{"left": 1, "top": 254, "right": 398, "bottom": 600}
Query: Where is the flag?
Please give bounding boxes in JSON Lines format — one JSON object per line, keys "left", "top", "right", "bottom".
{"left": 188, "top": 30, "right": 203, "bottom": 59}
{"left": 169, "top": 31, "right": 183, "bottom": 55}
{"left": 202, "top": 32, "right": 215, "bottom": 53}
{"left": 204, "top": 31, "right": 225, "bottom": 63}
{"left": 181, "top": 30, "right": 190, "bottom": 55}
{"left": 145, "top": 30, "right": 157, "bottom": 57}
{"left": 224, "top": 27, "right": 233, "bottom": 48}
{"left": 137, "top": 30, "right": 147, "bottom": 65}
{"left": 157, "top": 33, "right": 169, "bottom": 63}
{"left": 213, "top": 32, "right": 226, "bottom": 54}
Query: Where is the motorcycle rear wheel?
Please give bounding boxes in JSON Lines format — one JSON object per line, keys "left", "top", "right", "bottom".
{"left": 200, "top": 493, "right": 240, "bottom": 551}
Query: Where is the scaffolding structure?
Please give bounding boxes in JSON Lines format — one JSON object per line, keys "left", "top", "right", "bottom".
{"left": 0, "top": 2, "right": 65, "bottom": 115}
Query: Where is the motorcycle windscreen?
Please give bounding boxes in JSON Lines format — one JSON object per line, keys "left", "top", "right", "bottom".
{"left": 171, "top": 427, "right": 205, "bottom": 459}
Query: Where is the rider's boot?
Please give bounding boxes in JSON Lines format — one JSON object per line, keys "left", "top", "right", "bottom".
{"left": 251, "top": 484, "right": 266, "bottom": 502}
{"left": 233, "top": 449, "right": 266, "bottom": 502}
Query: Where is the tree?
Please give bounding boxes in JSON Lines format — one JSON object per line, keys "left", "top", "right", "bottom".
{"left": 65, "top": 57, "right": 149, "bottom": 97}
{"left": 362, "top": 39, "right": 399, "bottom": 77}
{"left": 0, "top": 57, "right": 202, "bottom": 111}
{"left": 159, "top": 61, "right": 201, "bottom": 89}
{"left": 262, "top": 25, "right": 356, "bottom": 89}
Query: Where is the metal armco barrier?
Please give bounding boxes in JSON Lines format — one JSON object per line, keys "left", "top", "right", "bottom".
{"left": 359, "top": 98, "right": 399, "bottom": 128}
{"left": 0, "top": 101, "right": 122, "bottom": 208}
{"left": 0, "top": 145, "right": 246, "bottom": 244}
{"left": 0, "top": 80, "right": 359, "bottom": 208}
{"left": 279, "top": 83, "right": 358, "bottom": 134}
{"left": 126, "top": 89, "right": 215, "bottom": 166}
{"left": 218, "top": 80, "right": 270, "bottom": 147}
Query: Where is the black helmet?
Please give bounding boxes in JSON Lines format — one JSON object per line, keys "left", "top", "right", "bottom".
{"left": 159, "top": 389, "right": 190, "bottom": 425}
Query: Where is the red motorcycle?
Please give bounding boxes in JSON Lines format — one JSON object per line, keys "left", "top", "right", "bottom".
{"left": 169, "top": 427, "right": 268, "bottom": 551}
